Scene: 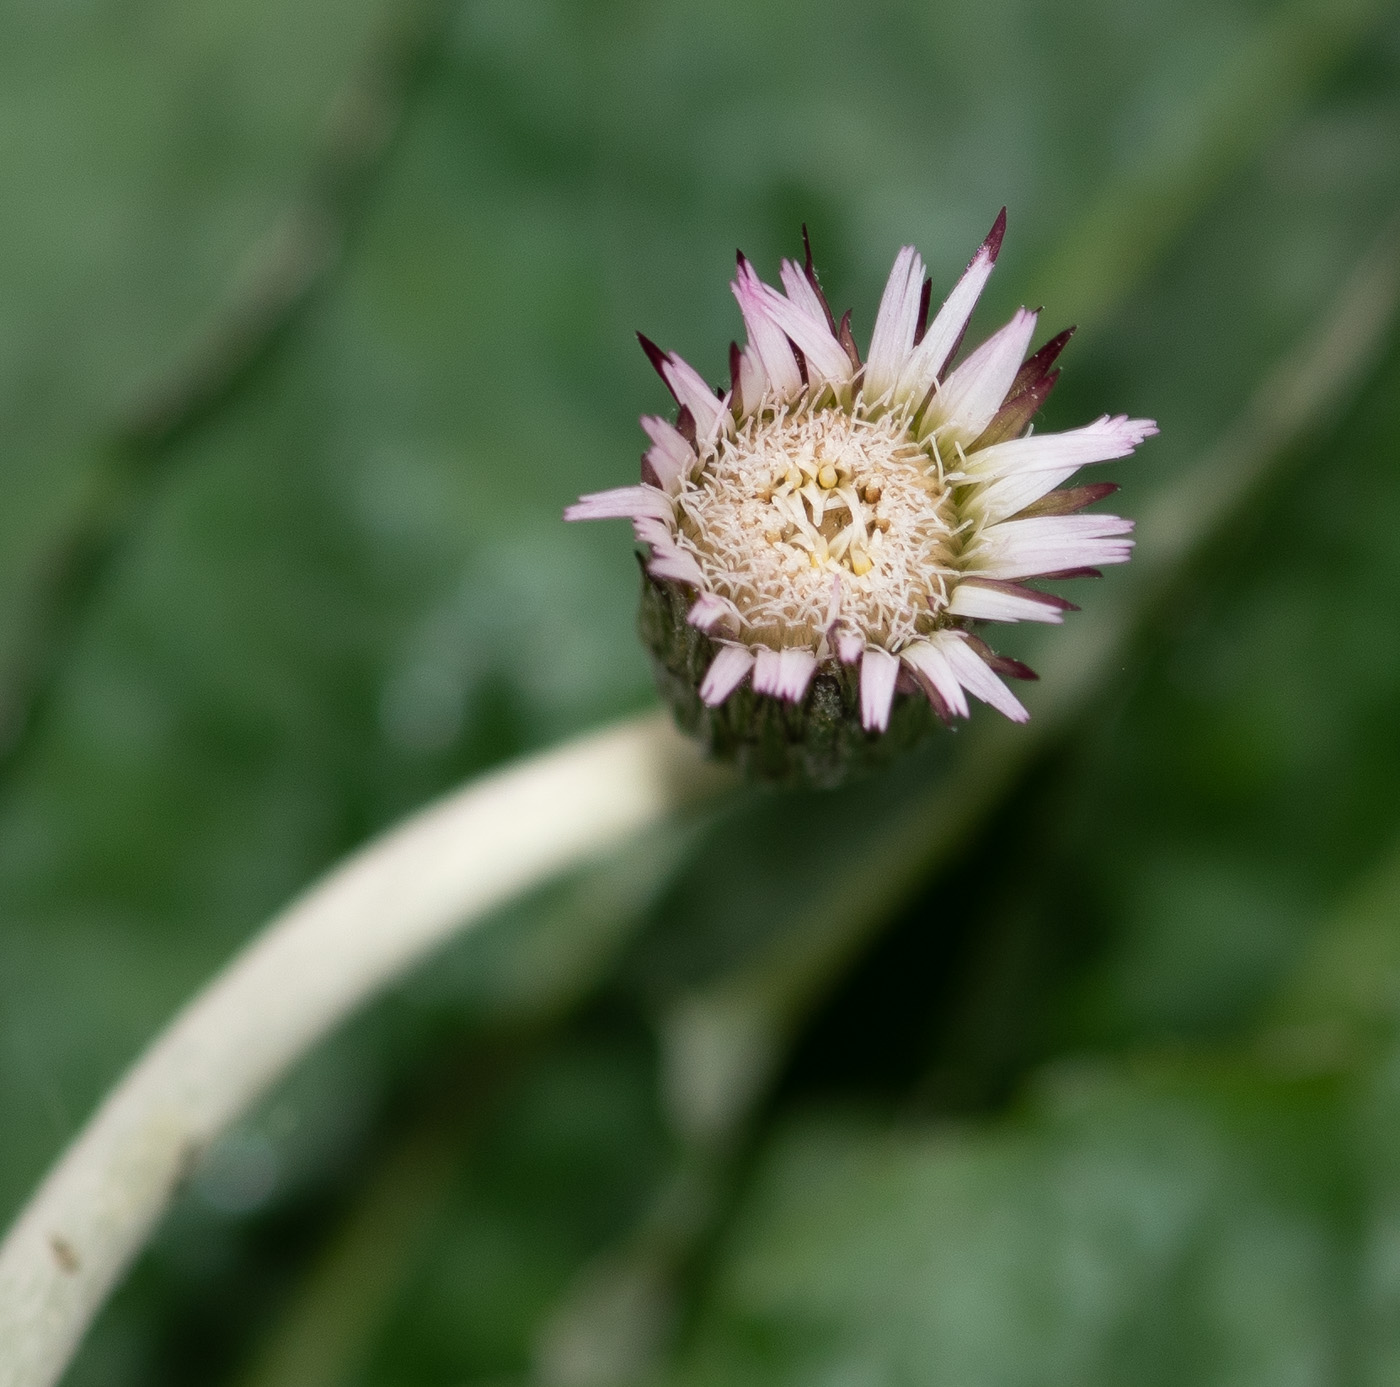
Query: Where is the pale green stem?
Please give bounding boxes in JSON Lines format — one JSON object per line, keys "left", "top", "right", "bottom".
{"left": 0, "top": 712, "right": 725, "bottom": 1387}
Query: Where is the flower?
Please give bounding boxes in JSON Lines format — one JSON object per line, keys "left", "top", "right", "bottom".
{"left": 567, "top": 214, "right": 1156, "bottom": 784}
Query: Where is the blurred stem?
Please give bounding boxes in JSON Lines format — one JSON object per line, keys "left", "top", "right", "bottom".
{"left": 1034, "top": 0, "right": 1396, "bottom": 322}
{"left": 231, "top": 1123, "right": 461, "bottom": 1387}
{"left": 0, "top": 713, "right": 728, "bottom": 1387}
{"left": 0, "top": 0, "right": 444, "bottom": 784}
{"left": 230, "top": 1040, "right": 527, "bottom": 1387}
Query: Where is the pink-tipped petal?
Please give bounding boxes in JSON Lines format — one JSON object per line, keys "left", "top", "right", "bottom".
{"left": 968, "top": 513, "right": 1136, "bottom": 581}
{"left": 631, "top": 515, "right": 675, "bottom": 549}
{"left": 735, "top": 342, "right": 767, "bottom": 416}
{"left": 780, "top": 259, "right": 831, "bottom": 326}
{"left": 896, "top": 211, "right": 1005, "bottom": 405}
{"left": 836, "top": 631, "right": 864, "bottom": 665}
{"left": 927, "top": 308, "right": 1039, "bottom": 442}
{"left": 638, "top": 334, "right": 726, "bottom": 439}
{"left": 860, "top": 647, "right": 900, "bottom": 731}
{"left": 699, "top": 645, "right": 754, "bottom": 705}
{"left": 939, "top": 632, "right": 1029, "bottom": 723}
{"left": 965, "top": 415, "right": 1159, "bottom": 480}
{"left": 864, "top": 246, "right": 926, "bottom": 402}
{"left": 901, "top": 641, "right": 969, "bottom": 719}
{"left": 947, "top": 578, "right": 1070, "bottom": 624}
{"left": 755, "top": 278, "right": 854, "bottom": 386}
{"left": 686, "top": 591, "right": 740, "bottom": 633}
{"left": 640, "top": 415, "right": 695, "bottom": 492}
{"left": 646, "top": 534, "right": 707, "bottom": 586}
{"left": 751, "top": 646, "right": 784, "bottom": 697}
{"left": 733, "top": 256, "right": 803, "bottom": 400}
{"left": 777, "top": 647, "right": 818, "bottom": 702}
{"left": 970, "top": 465, "right": 1083, "bottom": 525}
{"left": 565, "top": 485, "right": 673, "bottom": 523}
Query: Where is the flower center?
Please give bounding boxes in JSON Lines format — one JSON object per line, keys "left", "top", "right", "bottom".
{"left": 675, "top": 401, "right": 958, "bottom": 650}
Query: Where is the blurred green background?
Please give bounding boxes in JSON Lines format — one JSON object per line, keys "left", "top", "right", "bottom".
{"left": 5, "top": 0, "right": 1400, "bottom": 1382}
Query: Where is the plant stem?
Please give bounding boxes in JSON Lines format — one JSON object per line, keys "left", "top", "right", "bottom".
{"left": 0, "top": 712, "right": 725, "bottom": 1387}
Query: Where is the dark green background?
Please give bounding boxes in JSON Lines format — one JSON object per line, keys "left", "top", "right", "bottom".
{"left": 5, "top": 0, "right": 1400, "bottom": 1382}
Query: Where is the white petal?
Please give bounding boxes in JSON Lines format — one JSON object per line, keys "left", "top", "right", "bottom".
{"left": 864, "top": 246, "right": 925, "bottom": 402}
{"left": 947, "top": 579, "right": 1067, "bottom": 624}
{"left": 699, "top": 645, "right": 754, "bottom": 705}
{"left": 860, "top": 647, "right": 900, "bottom": 731}
{"left": 752, "top": 646, "right": 784, "bottom": 696}
{"left": 778, "top": 648, "right": 818, "bottom": 702}
{"left": 969, "top": 513, "right": 1135, "bottom": 581}
{"left": 752, "top": 277, "right": 852, "bottom": 386}
{"left": 646, "top": 544, "right": 707, "bottom": 587}
{"left": 836, "top": 631, "right": 864, "bottom": 665}
{"left": 780, "top": 259, "right": 830, "bottom": 326}
{"left": 901, "top": 641, "right": 969, "bottom": 719}
{"left": 686, "top": 591, "right": 740, "bottom": 633}
{"left": 565, "top": 485, "right": 673, "bottom": 522}
{"left": 970, "top": 464, "right": 1083, "bottom": 525}
{"left": 735, "top": 343, "right": 767, "bottom": 416}
{"left": 631, "top": 515, "right": 675, "bottom": 548}
{"left": 965, "top": 415, "right": 1159, "bottom": 480}
{"left": 938, "top": 632, "right": 1029, "bottom": 723}
{"left": 926, "top": 308, "right": 1038, "bottom": 442}
{"left": 732, "top": 259, "right": 803, "bottom": 400}
{"left": 895, "top": 216, "right": 1003, "bottom": 406}
{"left": 640, "top": 415, "right": 694, "bottom": 493}
{"left": 658, "top": 352, "right": 726, "bottom": 439}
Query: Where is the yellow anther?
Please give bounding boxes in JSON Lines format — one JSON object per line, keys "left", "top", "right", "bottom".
{"left": 785, "top": 466, "right": 803, "bottom": 489}
{"left": 817, "top": 463, "right": 839, "bottom": 490}
{"left": 764, "top": 529, "right": 782, "bottom": 545}
{"left": 850, "top": 552, "right": 873, "bottom": 576}
{"left": 809, "top": 550, "right": 824, "bottom": 568}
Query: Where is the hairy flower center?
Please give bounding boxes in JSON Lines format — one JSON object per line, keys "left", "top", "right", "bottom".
{"left": 675, "top": 401, "right": 958, "bottom": 649}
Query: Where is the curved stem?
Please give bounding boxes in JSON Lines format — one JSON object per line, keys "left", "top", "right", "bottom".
{"left": 0, "top": 711, "right": 724, "bottom": 1387}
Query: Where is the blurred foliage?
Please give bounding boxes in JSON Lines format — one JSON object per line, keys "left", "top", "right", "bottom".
{"left": 4, "top": 0, "right": 1400, "bottom": 1383}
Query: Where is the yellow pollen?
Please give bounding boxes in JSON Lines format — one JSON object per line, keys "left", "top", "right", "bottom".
{"left": 817, "top": 463, "right": 839, "bottom": 489}
{"left": 785, "top": 466, "right": 802, "bottom": 489}
{"left": 850, "top": 552, "right": 873, "bottom": 576}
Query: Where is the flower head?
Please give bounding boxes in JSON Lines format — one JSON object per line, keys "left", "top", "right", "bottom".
{"left": 567, "top": 215, "right": 1157, "bottom": 785}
